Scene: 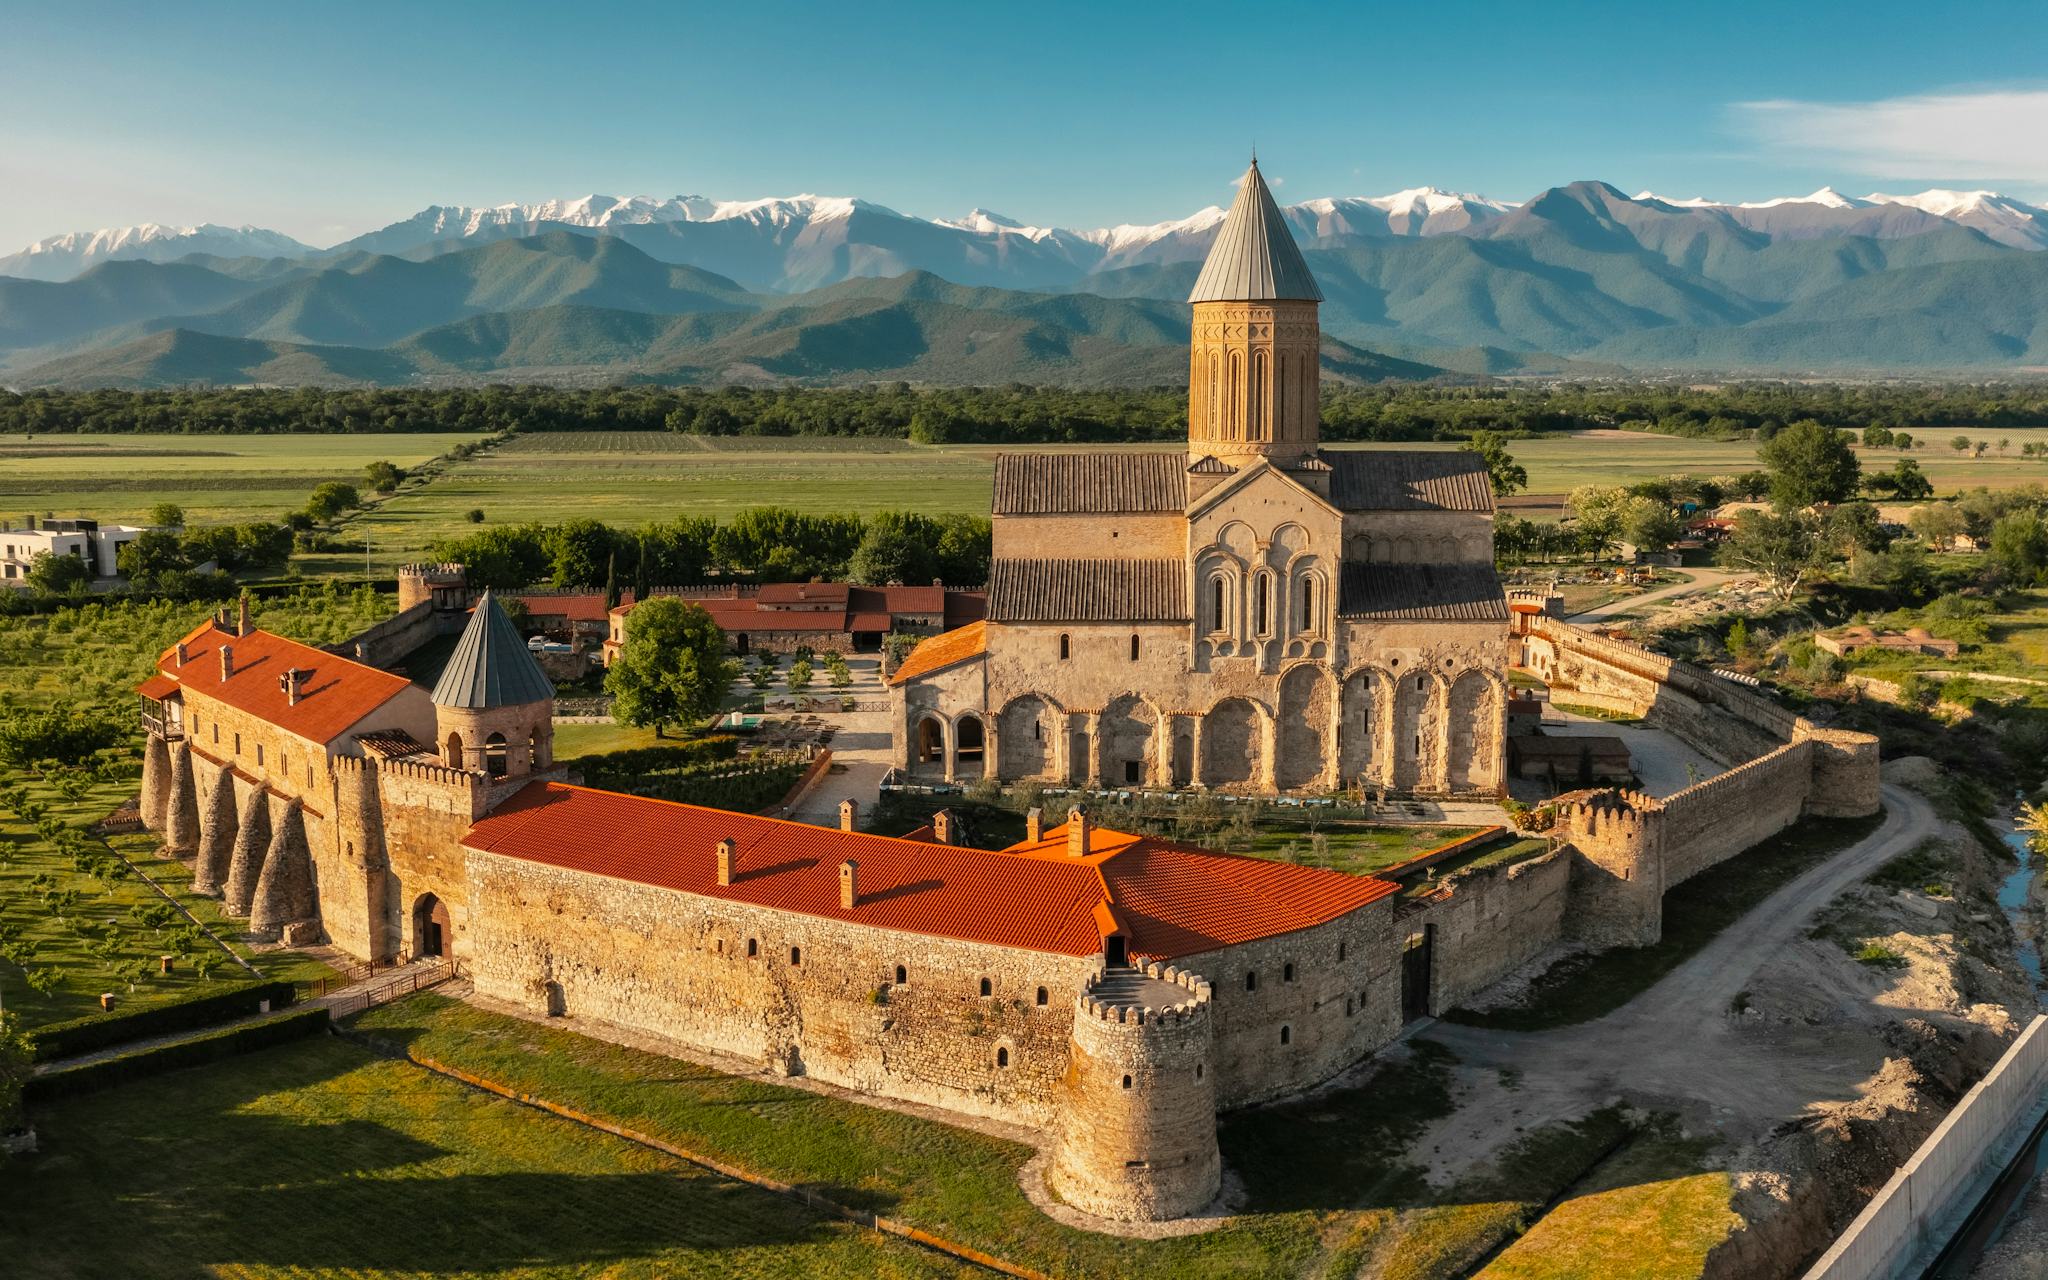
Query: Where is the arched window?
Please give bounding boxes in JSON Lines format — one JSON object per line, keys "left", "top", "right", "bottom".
{"left": 1129, "top": 634, "right": 1140, "bottom": 661}
{"left": 1244, "top": 970, "right": 1258, "bottom": 993}
{"left": 1347, "top": 996, "right": 1355, "bottom": 1015}
{"left": 1250, "top": 350, "right": 1268, "bottom": 440}
{"left": 1338, "top": 941, "right": 1347, "bottom": 962}
{"left": 1058, "top": 633, "right": 1070, "bottom": 660}
{"left": 979, "top": 977, "right": 992, "bottom": 997}
{"left": 1275, "top": 351, "right": 1288, "bottom": 437}
{"left": 746, "top": 938, "right": 758, "bottom": 958}
{"left": 1280, "top": 1025, "right": 1292, "bottom": 1046}
{"left": 895, "top": 964, "right": 907, "bottom": 984}
{"left": 1255, "top": 574, "right": 1271, "bottom": 635}
{"left": 1035, "top": 986, "right": 1048, "bottom": 1006}
{"left": 789, "top": 946, "right": 801, "bottom": 965}
{"left": 1283, "top": 962, "right": 1296, "bottom": 983}
{"left": 1299, "top": 578, "right": 1314, "bottom": 631}
{"left": 484, "top": 732, "right": 508, "bottom": 778}
{"left": 1195, "top": 1064, "right": 1204, "bottom": 1080}
{"left": 1121, "top": 1074, "right": 1133, "bottom": 1089}
{"left": 1211, "top": 577, "right": 1227, "bottom": 631}
{"left": 995, "top": 1046, "right": 1010, "bottom": 1068}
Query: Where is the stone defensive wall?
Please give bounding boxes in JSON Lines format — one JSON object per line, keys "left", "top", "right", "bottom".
{"left": 325, "top": 598, "right": 444, "bottom": 669}
{"left": 1804, "top": 1014, "right": 2048, "bottom": 1280}
{"left": 1404, "top": 846, "right": 1572, "bottom": 1015}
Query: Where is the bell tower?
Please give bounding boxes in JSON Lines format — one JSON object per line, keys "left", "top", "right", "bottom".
{"left": 1186, "top": 158, "right": 1324, "bottom": 464}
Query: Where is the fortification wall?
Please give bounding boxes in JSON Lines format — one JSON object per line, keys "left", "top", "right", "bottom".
{"left": 328, "top": 599, "right": 445, "bottom": 668}
{"left": 1659, "top": 740, "right": 1814, "bottom": 885}
{"left": 463, "top": 849, "right": 1098, "bottom": 1126}
{"left": 1185, "top": 901, "right": 1400, "bottom": 1108}
{"left": 367, "top": 757, "right": 485, "bottom": 961}
{"left": 1409, "top": 847, "right": 1572, "bottom": 1014}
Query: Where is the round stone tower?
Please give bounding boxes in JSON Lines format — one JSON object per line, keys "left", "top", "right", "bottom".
{"left": 1048, "top": 964, "right": 1220, "bottom": 1222}
{"left": 431, "top": 589, "right": 557, "bottom": 779}
{"left": 1185, "top": 158, "right": 1324, "bottom": 465}
{"left": 398, "top": 562, "right": 470, "bottom": 614}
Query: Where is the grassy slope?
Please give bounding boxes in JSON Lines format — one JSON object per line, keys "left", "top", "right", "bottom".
{"left": 0, "top": 1035, "right": 969, "bottom": 1280}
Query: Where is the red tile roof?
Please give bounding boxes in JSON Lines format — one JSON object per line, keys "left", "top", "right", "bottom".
{"left": 847, "top": 611, "right": 894, "bottom": 632}
{"left": 888, "top": 621, "right": 988, "bottom": 686}
{"left": 757, "top": 581, "right": 849, "bottom": 605}
{"left": 137, "top": 673, "right": 180, "bottom": 701}
{"left": 143, "top": 620, "right": 415, "bottom": 746}
{"left": 505, "top": 593, "right": 625, "bottom": 624}
{"left": 463, "top": 783, "right": 1395, "bottom": 961}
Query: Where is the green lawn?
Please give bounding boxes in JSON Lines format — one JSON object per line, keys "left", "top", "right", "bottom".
{"left": 0, "top": 431, "right": 476, "bottom": 527}
{"left": 1446, "top": 809, "right": 1887, "bottom": 1031}
{"left": 0, "top": 1034, "right": 972, "bottom": 1280}
{"left": 1239, "top": 825, "right": 1487, "bottom": 876}
{"left": 550, "top": 720, "right": 674, "bottom": 760}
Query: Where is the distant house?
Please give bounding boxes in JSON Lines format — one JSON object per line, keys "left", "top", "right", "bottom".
{"left": 0, "top": 517, "right": 150, "bottom": 586}
{"left": 1814, "top": 626, "right": 1959, "bottom": 660}
{"left": 603, "top": 582, "right": 988, "bottom": 662}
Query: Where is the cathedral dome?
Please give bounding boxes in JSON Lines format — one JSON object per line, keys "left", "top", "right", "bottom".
{"left": 1188, "top": 159, "right": 1324, "bottom": 304}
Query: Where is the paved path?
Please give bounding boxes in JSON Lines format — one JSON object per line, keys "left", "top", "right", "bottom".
{"left": 1417, "top": 783, "right": 1938, "bottom": 1171}
{"left": 784, "top": 656, "right": 897, "bottom": 828}
{"left": 1568, "top": 568, "right": 1738, "bottom": 624}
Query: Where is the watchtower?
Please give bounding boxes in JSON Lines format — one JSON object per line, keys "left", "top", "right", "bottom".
{"left": 431, "top": 590, "right": 556, "bottom": 779}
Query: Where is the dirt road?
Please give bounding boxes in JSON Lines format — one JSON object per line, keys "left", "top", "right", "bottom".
{"left": 1417, "top": 783, "right": 1940, "bottom": 1179}
{"left": 1569, "top": 567, "right": 1740, "bottom": 624}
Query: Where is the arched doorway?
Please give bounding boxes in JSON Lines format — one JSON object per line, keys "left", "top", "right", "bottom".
{"left": 1275, "top": 665, "right": 1332, "bottom": 791}
{"left": 914, "top": 716, "right": 945, "bottom": 769}
{"left": 483, "top": 732, "right": 508, "bottom": 778}
{"left": 998, "top": 695, "right": 1055, "bottom": 780}
{"left": 953, "top": 714, "right": 986, "bottom": 778}
{"left": 1098, "top": 695, "right": 1158, "bottom": 788}
{"left": 444, "top": 730, "right": 464, "bottom": 768}
{"left": 412, "top": 893, "right": 451, "bottom": 959}
{"left": 1202, "top": 698, "right": 1261, "bottom": 788}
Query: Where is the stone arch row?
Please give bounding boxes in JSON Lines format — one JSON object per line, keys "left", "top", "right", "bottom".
{"left": 142, "top": 736, "right": 316, "bottom": 937}
{"left": 935, "top": 667, "right": 1505, "bottom": 795}
{"left": 1348, "top": 533, "right": 1464, "bottom": 565}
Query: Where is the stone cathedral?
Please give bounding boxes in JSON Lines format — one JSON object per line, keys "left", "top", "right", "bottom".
{"left": 892, "top": 159, "right": 1509, "bottom": 795}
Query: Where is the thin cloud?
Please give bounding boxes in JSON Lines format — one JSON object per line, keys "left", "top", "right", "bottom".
{"left": 1732, "top": 87, "right": 2048, "bottom": 187}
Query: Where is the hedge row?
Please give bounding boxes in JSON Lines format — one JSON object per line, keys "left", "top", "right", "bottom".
{"left": 27, "top": 978, "right": 298, "bottom": 1063}
{"left": 25, "top": 1007, "right": 332, "bottom": 1103}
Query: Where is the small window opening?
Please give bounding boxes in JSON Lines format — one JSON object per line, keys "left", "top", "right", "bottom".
{"left": 1338, "top": 941, "right": 1347, "bottom": 961}
{"left": 1058, "top": 633, "right": 1070, "bottom": 660}
{"left": 1195, "top": 1064, "right": 1204, "bottom": 1080}
{"left": 255, "top": 744, "right": 264, "bottom": 766}
{"left": 790, "top": 946, "right": 801, "bottom": 965}
{"left": 746, "top": 938, "right": 758, "bottom": 958}
{"left": 979, "top": 977, "right": 992, "bottom": 997}
{"left": 995, "top": 1047, "right": 1010, "bottom": 1068}
{"left": 1121, "top": 1074, "right": 1133, "bottom": 1089}
{"left": 1129, "top": 633, "right": 1140, "bottom": 661}
{"left": 1245, "top": 971, "right": 1258, "bottom": 993}
{"left": 1347, "top": 996, "right": 1355, "bottom": 1015}
{"left": 1300, "top": 579, "right": 1314, "bottom": 629}
{"left": 1280, "top": 1025, "right": 1292, "bottom": 1046}
{"left": 1212, "top": 578, "right": 1226, "bottom": 630}
{"left": 1035, "top": 986, "right": 1048, "bottom": 1006}
{"left": 1283, "top": 962, "right": 1295, "bottom": 983}
{"left": 234, "top": 732, "right": 241, "bottom": 755}
{"left": 895, "top": 964, "right": 907, "bottom": 984}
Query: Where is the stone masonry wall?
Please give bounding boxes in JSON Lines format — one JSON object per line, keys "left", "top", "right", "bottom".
{"left": 464, "top": 849, "right": 1100, "bottom": 1126}
{"left": 1410, "top": 847, "right": 1572, "bottom": 1014}
{"left": 327, "top": 599, "right": 446, "bottom": 669}
{"left": 1658, "top": 740, "right": 1814, "bottom": 885}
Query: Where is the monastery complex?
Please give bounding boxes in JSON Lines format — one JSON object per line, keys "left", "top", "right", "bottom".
{"left": 129, "top": 162, "right": 1883, "bottom": 1225}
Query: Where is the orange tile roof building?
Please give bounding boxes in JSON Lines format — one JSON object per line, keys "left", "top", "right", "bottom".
{"left": 602, "top": 582, "right": 986, "bottom": 664}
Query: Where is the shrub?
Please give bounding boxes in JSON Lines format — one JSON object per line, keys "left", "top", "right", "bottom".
{"left": 26, "top": 977, "right": 295, "bottom": 1062}
{"left": 24, "top": 1007, "right": 329, "bottom": 1103}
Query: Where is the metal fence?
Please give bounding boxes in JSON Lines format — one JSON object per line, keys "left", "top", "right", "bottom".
{"left": 317, "top": 959, "right": 459, "bottom": 1019}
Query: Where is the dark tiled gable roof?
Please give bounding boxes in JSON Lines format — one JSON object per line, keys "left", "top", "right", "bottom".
{"left": 989, "top": 558, "right": 1190, "bottom": 623}
{"left": 1329, "top": 451, "right": 1495, "bottom": 513}
{"left": 992, "top": 452, "right": 1186, "bottom": 515}
{"left": 1339, "top": 563, "right": 1509, "bottom": 622}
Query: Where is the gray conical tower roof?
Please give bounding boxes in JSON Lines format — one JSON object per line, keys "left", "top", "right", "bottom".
{"left": 431, "top": 590, "right": 555, "bottom": 709}
{"left": 1188, "top": 159, "right": 1324, "bottom": 304}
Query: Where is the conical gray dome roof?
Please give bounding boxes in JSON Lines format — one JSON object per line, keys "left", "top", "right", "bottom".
{"left": 1188, "top": 159, "right": 1324, "bottom": 304}
{"left": 430, "top": 590, "right": 555, "bottom": 709}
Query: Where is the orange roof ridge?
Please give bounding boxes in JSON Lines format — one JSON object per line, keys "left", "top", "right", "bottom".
{"left": 887, "top": 620, "right": 987, "bottom": 686}
{"left": 143, "top": 623, "right": 413, "bottom": 746}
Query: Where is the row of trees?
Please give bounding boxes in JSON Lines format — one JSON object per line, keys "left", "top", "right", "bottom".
{"left": 431, "top": 508, "right": 993, "bottom": 591}
{"left": 11, "top": 382, "right": 2048, "bottom": 443}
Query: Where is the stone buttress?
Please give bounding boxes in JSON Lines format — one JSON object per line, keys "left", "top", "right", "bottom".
{"left": 139, "top": 733, "right": 171, "bottom": 833}
{"left": 163, "top": 740, "right": 201, "bottom": 857}
{"left": 250, "top": 797, "right": 316, "bottom": 939}
{"left": 223, "top": 790, "right": 273, "bottom": 917}
{"left": 192, "top": 767, "right": 238, "bottom": 896}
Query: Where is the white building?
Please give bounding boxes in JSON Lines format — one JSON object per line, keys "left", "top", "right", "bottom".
{"left": 0, "top": 518, "right": 150, "bottom": 584}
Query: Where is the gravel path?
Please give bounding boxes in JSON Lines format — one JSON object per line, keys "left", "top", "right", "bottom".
{"left": 1568, "top": 568, "right": 1740, "bottom": 624}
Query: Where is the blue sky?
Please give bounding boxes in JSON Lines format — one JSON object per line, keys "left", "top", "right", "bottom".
{"left": 2, "top": 0, "right": 2044, "bottom": 250}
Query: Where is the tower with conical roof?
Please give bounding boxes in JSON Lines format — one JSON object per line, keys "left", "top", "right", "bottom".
{"left": 1186, "top": 158, "right": 1324, "bottom": 464}
{"left": 431, "top": 590, "right": 557, "bottom": 778}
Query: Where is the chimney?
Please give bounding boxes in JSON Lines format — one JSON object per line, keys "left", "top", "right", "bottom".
{"left": 218, "top": 644, "right": 234, "bottom": 681}
{"left": 236, "top": 592, "right": 252, "bottom": 637}
{"left": 839, "top": 798, "right": 859, "bottom": 833}
{"left": 1067, "top": 805, "right": 1091, "bottom": 858}
{"left": 175, "top": 640, "right": 189, "bottom": 667}
{"left": 715, "top": 837, "right": 735, "bottom": 887}
{"left": 839, "top": 859, "right": 858, "bottom": 909}
{"left": 280, "top": 669, "right": 303, "bottom": 706}
{"left": 1025, "top": 806, "right": 1043, "bottom": 843}
{"left": 931, "top": 808, "right": 958, "bottom": 846}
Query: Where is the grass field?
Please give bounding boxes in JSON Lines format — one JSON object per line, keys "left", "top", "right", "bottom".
{"left": 1240, "top": 824, "right": 1485, "bottom": 875}
{"left": 0, "top": 432, "right": 477, "bottom": 527}
{"left": 12, "top": 427, "right": 2048, "bottom": 578}
{"left": 0, "top": 1034, "right": 971, "bottom": 1280}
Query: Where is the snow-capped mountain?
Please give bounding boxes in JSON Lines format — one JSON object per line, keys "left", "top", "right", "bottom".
{"left": 1633, "top": 188, "right": 2048, "bottom": 249}
{"left": 0, "top": 223, "right": 313, "bottom": 282}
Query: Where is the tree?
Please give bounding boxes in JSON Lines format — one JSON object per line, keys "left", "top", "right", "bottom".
{"left": 1566, "top": 485, "right": 1630, "bottom": 559}
{"left": 117, "top": 528, "right": 189, "bottom": 585}
{"left": 1723, "top": 510, "right": 1824, "bottom": 602}
{"left": 1758, "top": 420, "right": 1860, "bottom": 510}
{"left": 465, "top": 508, "right": 486, "bottom": 524}
{"left": 1894, "top": 432, "right": 1914, "bottom": 451}
{"left": 1951, "top": 435, "right": 1974, "bottom": 455}
{"left": 787, "top": 658, "right": 813, "bottom": 694}
{"left": 0, "top": 1010, "right": 30, "bottom": 1138}
{"left": 1861, "top": 425, "right": 1895, "bottom": 448}
{"left": 1991, "top": 510, "right": 2048, "bottom": 584}
{"left": 1619, "top": 496, "right": 1683, "bottom": 555}
{"left": 24, "top": 550, "right": 90, "bottom": 593}
{"left": 632, "top": 534, "right": 652, "bottom": 602}
{"left": 1863, "top": 458, "right": 1933, "bottom": 500}
{"left": 147, "top": 501, "right": 185, "bottom": 528}
{"left": 847, "top": 515, "right": 935, "bottom": 586}
{"left": 305, "top": 481, "right": 360, "bottom": 521}
{"left": 933, "top": 514, "right": 992, "bottom": 584}
{"left": 544, "top": 519, "right": 615, "bottom": 588}
{"left": 1725, "top": 617, "right": 1753, "bottom": 659}
{"left": 363, "top": 460, "right": 405, "bottom": 493}
{"left": 1822, "top": 502, "right": 1891, "bottom": 557}
{"left": 1461, "top": 430, "right": 1528, "bottom": 498}
{"left": 603, "top": 550, "right": 621, "bottom": 611}
{"left": 1908, "top": 504, "right": 1966, "bottom": 551}
{"left": 1729, "top": 471, "right": 1773, "bottom": 502}
{"left": 604, "top": 598, "right": 736, "bottom": 737}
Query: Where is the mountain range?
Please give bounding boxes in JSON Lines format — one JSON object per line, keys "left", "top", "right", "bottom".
{"left": 5, "top": 180, "right": 2048, "bottom": 386}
